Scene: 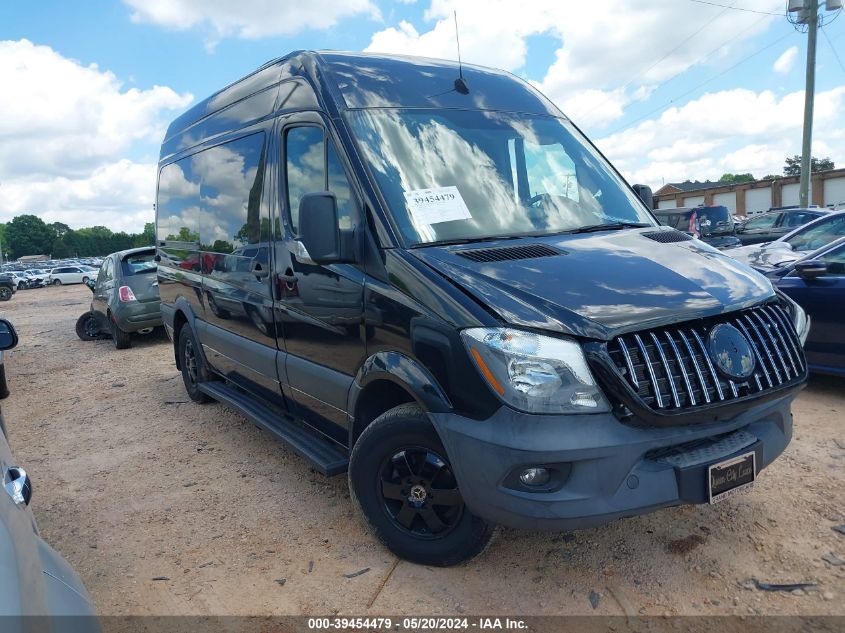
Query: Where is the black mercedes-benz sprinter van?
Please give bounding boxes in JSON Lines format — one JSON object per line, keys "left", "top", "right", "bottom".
{"left": 155, "top": 51, "right": 809, "bottom": 566}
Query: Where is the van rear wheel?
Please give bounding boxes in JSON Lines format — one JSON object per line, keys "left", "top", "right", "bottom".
{"left": 178, "top": 326, "right": 211, "bottom": 403}
{"left": 348, "top": 403, "right": 494, "bottom": 566}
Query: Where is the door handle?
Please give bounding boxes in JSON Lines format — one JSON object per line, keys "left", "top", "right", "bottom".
{"left": 4, "top": 467, "right": 32, "bottom": 506}
{"left": 278, "top": 273, "right": 298, "bottom": 284}
{"left": 251, "top": 261, "right": 270, "bottom": 279}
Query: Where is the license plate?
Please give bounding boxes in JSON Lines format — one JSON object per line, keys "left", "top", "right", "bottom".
{"left": 708, "top": 451, "right": 756, "bottom": 504}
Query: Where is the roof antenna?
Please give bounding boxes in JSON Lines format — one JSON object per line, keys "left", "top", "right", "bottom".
{"left": 453, "top": 11, "right": 469, "bottom": 94}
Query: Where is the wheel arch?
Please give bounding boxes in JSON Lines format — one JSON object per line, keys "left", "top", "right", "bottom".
{"left": 347, "top": 351, "right": 452, "bottom": 448}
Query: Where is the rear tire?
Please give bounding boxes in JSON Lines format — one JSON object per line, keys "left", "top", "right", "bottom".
{"left": 110, "top": 317, "right": 132, "bottom": 349}
{"left": 75, "top": 312, "right": 102, "bottom": 341}
{"left": 0, "top": 287, "right": 11, "bottom": 301}
{"left": 178, "top": 326, "right": 211, "bottom": 403}
{"left": 348, "top": 403, "right": 494, "bottom": 566}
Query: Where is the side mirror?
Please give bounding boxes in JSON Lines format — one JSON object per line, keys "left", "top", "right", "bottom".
{"left": 298, "top": 192, "right": 355, "bottom": 265}
{"left": 86, "top": 279, "right": 96, "bottom": 291}
{"left": 632, "top": 184, "right": 654, "bottom": 210}
{"left": 0, "top": 319, "right": 18, "bottom": 351}
{"left": 795, "top": 260, "right": 828, "bottom": 280}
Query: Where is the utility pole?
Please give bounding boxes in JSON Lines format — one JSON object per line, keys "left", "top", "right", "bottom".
{"left": 789, "top": 0, "right": 842, "bottom": 207}
{"left": 799, "top": 0, "right": 818, "bottom": 208}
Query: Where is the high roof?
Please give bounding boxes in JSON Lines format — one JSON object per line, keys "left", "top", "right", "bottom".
{"left": 162, "top": 50, "right": 563, "bottom": 157}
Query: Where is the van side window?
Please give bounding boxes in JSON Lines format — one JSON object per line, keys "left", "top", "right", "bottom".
{"left": 286, "top": 127, "right": 325, "bottom": 235}
{"left": 285, "top": 127, "right": 357, "bottom": 235}
{"left": 157, "top": 157, "right": 201, "bottom": 267}
{"left": 196, "top": 133, "right": 268, "bottom": 275}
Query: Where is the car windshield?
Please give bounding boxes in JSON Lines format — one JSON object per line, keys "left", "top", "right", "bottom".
{"left": 121, "top": 252, "right": 158, "bottom": 276}
{"left": 348, "top": 109, "right": 656, "bottom": 246}
{"left": 785, "top": 214, "right": 845, "bottom": 251}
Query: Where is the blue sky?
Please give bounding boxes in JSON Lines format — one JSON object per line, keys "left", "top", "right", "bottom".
{"left": 1, "top": 0, "right": 844, "bottom": 231}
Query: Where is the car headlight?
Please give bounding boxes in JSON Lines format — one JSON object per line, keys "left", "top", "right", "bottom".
{"left": 461, "top": 328, "right": 610, "bottom": 414}
{"left": 776, "top": 292, "right": 810, "bottom": 347}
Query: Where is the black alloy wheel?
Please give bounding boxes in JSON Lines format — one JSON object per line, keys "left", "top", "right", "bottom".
{"left": 178, "top": 326, "right": 211, "bottom": 403}
{"left": 379, "top": 447, "right": 464, "bottom": 538}
{"left": 348, "top": 403, "right": 494, "bottom": 566}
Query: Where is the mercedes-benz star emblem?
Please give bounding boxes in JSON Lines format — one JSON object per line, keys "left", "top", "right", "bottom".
{"left": 706, "top": 323, "right": 756, "bottom": 381}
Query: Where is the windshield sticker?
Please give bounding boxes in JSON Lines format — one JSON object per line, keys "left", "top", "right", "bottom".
{"left": 403, "top": 186, "right": 471, "bottom": 226}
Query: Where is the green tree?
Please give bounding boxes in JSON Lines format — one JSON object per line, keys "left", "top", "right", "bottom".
{"left": 166, "top": 226, "right": 199, "bottom": 243}
{"left": 784, "top": 155, "right": 836, "bottom": 177}
{"left": 718, "top": 173, "right": 756, "bottom": 184}
{"left": 5, "top": 215, "right": 56, "bottom": 259}
{"left": 133, "top": 222, "right": 155, "bottom": 247}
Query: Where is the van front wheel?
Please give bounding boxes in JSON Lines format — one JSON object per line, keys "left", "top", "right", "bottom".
{"left": 348, "top": 404, "right": 494, "bottom": 566}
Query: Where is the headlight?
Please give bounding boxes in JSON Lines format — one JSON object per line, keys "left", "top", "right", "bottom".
{"left": 461, "top": 328, "right": 610, "bottom": 414}
{"left": 777, "top": 292, "right": 810, "bottom": 347}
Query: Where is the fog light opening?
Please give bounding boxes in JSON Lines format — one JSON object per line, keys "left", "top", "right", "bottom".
{"left": 519, "top": 467, "right": 551, "bottom": 486}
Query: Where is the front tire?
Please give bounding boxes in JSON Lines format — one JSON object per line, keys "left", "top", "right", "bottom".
{"left": 52, "top": 279, "right": 62, "bottom": 286}
{"left": 348, "top": 404, "right": 494, "bottom": 566}
{"left": 110, "top": 317, "right": 132, "bottom": 349}
{"left": 178, "top": 326, "right": 211, "bottom": 403}
{"left": 0, "top": 287, "right": 12, "bottom": 301}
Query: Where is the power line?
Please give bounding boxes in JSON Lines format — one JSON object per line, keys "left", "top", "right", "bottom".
{"left": 821, "top": 24, "right": 845, "bottom": 74}
{"left": 687, "top": 0, "right": 784, "bottom": 15}
{"left": 605, "top": 31, "right": 793, "bottom": 136}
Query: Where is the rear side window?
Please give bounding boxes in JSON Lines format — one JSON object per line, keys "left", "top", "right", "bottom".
{"left": 783, "top": 212, "right": 817, "bottom": 228}
{"left": 121, "top": 252, "right": 157, "bottom": 276}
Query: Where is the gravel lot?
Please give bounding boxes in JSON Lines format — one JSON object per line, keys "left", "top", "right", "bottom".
{"left": 2, "top": 285, "right": 843, "bottom": 616}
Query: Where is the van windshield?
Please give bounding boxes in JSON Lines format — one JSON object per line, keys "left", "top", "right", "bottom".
{"left": 348, "top": 109, "right": 656, "bottom": 246}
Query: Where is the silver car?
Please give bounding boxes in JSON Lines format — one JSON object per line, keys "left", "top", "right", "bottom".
{"left": 0, "top": 319, "right": 100, "bottom": 628}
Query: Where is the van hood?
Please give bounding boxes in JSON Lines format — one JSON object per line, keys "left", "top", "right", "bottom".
{"left": 411, "top": 228, "right": 774, "bottom": 341}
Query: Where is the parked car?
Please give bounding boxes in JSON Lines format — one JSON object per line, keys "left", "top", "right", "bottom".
{"left": 726, "top": 211, "right": 845, "bottom": 269}
{"left": 0, "top": 320, "right": 100, "bottom": 625}
{"left": 734, "top": 208, "right": 829, "bottom": 245}
{"left": 653, "top": 205, "right": 741, "bottom": 249}
{"left": 48, "top": 265, "right": 98, "bottom": 286}
{"left": 0, "top": 274, "right": 16, "bottom": 301}
{"left": 760, "top": 237, "right": 845, "bottom": 377}
{"left": 156, "top": 51, "right": 809, "bottom": 566}
{"left": 75, "top": 247, "right": 162, "bottom": 349}
{"left": 24, "top": 269, "right": 49, "bottom": 287}
{"left": 8, "top": 272, "right": 31, "bottom": 290}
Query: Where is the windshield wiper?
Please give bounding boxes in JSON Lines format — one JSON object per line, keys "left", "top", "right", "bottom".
{"left": 565, "top": 222, "right": 650, "bottom": 234}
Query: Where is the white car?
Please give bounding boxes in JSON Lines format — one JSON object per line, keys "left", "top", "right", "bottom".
{"left": 8, "top": 272, "right": 30, "bottom": 290}
{"left": 24, "top": 270, "right": 49, "bottom": 286}
{"left": 48, "top": 266, "right": 99, "bottom": 286}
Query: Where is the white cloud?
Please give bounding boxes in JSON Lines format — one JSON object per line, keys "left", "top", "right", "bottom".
{"left": 596, "top": 86, "right": 845, "bottom": 187}
{"left": 773, "top": 46, "right": 798, "bottom": 74}
{"left": 0, "top": 40, "right": 192, "bottom": 232}
{"left": 0, "top": 161, "right": 157, "bottom": 233}
{"left": 123, "top": 0, "right": 379, "bottom": 43}
{"left": 0, "top": 40, "right": 191, "bottom": 179}
{"left": 365, "top": 0, "right": 781, "bottom": 128}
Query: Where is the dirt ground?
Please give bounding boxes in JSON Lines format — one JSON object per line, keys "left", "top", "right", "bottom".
{"left": 1, "top": 284, "right": 843, "bottom": 617}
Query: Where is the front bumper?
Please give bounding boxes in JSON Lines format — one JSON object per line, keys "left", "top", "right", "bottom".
{"left": 430, "top": 392, "right": 795, "bottom": 531}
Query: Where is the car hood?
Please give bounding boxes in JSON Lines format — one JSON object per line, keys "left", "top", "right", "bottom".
{"left": 724, "top": 242, "right": 799, "bottom": 270}
{"left": 411, "top": 228, "right": 774, "bottom": 340}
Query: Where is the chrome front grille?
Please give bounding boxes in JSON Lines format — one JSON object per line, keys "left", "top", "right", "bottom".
{"left": 608, "top": 303, "right": 805, "bottom": 412}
